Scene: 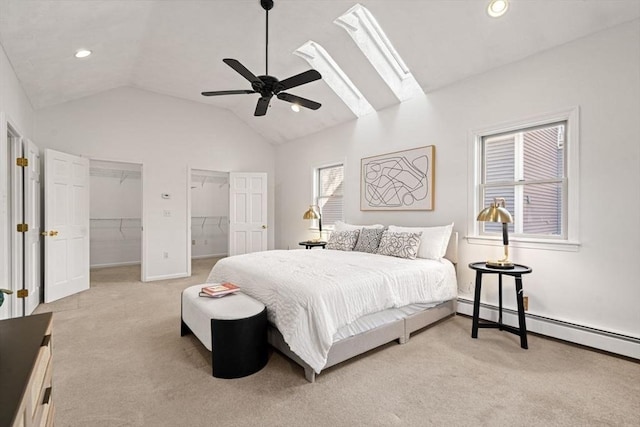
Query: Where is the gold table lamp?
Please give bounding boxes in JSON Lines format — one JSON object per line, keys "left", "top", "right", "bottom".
{"left": 477, "top": 197, "right": 514, "bottom": 268}
{"left": 303, "top": 205, "right": 322, "bottom": 242}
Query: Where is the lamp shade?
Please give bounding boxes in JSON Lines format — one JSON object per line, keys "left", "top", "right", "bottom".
{"left": 303, "top": 206, "right": 319, "bottom": 220}
{"left": 476, "top": 202, "right": 512, "bottom": 223}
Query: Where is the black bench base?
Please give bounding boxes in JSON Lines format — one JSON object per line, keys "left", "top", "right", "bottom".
{"left": 181, "top": 307, "right": 268, "bottom": 379}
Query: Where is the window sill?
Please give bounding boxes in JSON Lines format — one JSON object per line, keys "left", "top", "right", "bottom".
{"left": 465, "top": 235, "right": 581, "bottom": 252}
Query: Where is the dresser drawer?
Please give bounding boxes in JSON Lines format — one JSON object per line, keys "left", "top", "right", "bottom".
{"left": 29, "top": 334, "right": 52, "bottom": 419}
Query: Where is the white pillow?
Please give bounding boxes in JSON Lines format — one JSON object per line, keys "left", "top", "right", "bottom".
{"left": 334, "top": 221, "right": 385, "bottom": 232}
{"left": 387, "top": 223, "right": 453, "bottom": 260}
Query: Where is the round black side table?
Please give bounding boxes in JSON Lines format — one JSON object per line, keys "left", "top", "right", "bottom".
{"left": 469, "top": 262, "right": 532, "bottom": 349}
{"left": 299, "top": 241, "right": 327, "bottom": 249}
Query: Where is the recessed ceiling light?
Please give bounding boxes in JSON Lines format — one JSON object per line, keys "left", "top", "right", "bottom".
{"left": 291, "top": 104, "right": 301, "bottom": 113}
{"left": 487, "top": 0, "right": 509, "bottom": 18}
{"left": 75, "top": 49, "right": 92, "bottom": 58}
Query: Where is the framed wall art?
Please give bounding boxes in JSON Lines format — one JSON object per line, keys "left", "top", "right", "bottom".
{"left": 360, "top": 145, "right": 435, "bottom": 211}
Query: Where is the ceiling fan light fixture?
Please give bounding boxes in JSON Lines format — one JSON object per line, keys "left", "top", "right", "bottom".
{"left": 487, "top": 0, "right": 509, "bottom": 18}
{"left": 74, "top": 49, "right": 92, "bottom": 59}
{"left": 291, "top": 103, "right": 300, "bottom": 112}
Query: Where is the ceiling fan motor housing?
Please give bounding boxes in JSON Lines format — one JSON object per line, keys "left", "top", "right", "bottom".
{"left": 261, "top": 0, "right": 274, "bottom": 11}
{"left": 253, "top": 75, "right": 280, "bottom": 97}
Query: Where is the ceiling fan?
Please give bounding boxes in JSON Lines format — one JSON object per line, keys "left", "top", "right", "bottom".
{"left": 201, "top": 0, "right": 322, "bottom": 116}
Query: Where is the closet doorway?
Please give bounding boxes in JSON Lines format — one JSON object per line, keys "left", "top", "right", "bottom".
{"left": 89, "top": 160, "right": 143, "bottom": 280}
{"left": 188, "top": 169, "right": 229, "bottom": 275}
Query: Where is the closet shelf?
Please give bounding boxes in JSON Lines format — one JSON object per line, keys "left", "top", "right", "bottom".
{"left": 90, "top": 218, "right": 142, "bottom": 239}
{"left": 191, "top": 216, "right": 228, "bottom": 234}
{"left": 90, "top": 167, "right": 141, "bottom": 183}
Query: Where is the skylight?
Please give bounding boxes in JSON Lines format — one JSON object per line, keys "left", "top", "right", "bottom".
{"left": 294, "top": 41, "right": 374, "bottom": 118}
{"left": 334, "top": 4, "right": 423, "bottom": 102}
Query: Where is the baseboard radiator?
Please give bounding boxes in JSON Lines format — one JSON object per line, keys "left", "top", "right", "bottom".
{"left": 457, "top": 298, "right": 640, "bottom": 360}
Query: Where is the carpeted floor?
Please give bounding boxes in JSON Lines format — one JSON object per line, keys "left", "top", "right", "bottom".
{"left": 35, "top": 258, "right": 640, "bottom": 426}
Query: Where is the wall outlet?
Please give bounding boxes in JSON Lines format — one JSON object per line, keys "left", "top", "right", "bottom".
{"left": 163, "top": 252, "right": 169, "bottom": 259}
{"left": 163, "top": 210, "right": 171, "bottom": 217}
{"left": 523, "top": 296, "right": 529, "bottom": 311}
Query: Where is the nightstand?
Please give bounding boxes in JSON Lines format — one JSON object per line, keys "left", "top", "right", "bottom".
{"left": 469, "top": 262, "right": 532, "bottom": 349}
{"left": 299, "top": 241, "right": 327, "bottom": 249}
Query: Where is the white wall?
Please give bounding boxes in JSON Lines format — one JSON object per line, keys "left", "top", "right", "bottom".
{"left": 0, "top": 42, "right": 35, "bottom": 318}
{"left": 35, "top": 86, "right": 275, "bottom": 281}
{"left": 275, "top": 21, "right": 640, "bottom": 354}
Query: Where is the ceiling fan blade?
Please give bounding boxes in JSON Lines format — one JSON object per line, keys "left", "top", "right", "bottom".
{"left": 201, "top": 90, "right": 256, "bottom": 96}
{"left": 277, "top": 92, "right": 321, "bottom": 110}
{"left": 254, "top": 96, "right": 272, "bottom": 116}
{"left": 276, "top": 69, "right": 322, "bottom": 92}
{"left": 223, "top": 58, "right": 261, "bottom": 84}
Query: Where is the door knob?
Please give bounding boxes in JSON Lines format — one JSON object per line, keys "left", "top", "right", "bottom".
{"left": 262, "top": 225, "right": 267, "bottom": 229}
{"left": 49, "top": 230, "right": 59, "bottom": 237}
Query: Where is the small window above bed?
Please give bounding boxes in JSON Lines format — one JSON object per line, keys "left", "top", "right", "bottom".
{"left": 313, "top": 164, "right": 344, "bottom": 229}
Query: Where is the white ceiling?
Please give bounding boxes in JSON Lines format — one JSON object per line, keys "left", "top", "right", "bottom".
{"left": 1, "top": 0, "right": 638, "bottom": 144}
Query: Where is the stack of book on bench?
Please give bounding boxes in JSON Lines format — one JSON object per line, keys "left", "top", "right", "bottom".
{"left": 199, "top": 283, "right": 240, "bottom": 298}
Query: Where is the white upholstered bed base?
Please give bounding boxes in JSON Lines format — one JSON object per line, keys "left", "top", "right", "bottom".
{"left": 268, "top": 299, "right": 457, "bottom": 382}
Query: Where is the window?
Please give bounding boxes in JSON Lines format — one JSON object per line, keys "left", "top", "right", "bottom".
{"left": 470, "top": 108, "right": 580, "bottom": 250}
{"left": 314, "top": 164, "right": 344, "bottom": 228}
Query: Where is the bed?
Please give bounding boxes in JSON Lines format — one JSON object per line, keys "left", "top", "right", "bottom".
{"left": 206, "top": 230, "right": 458, "bottom": 382}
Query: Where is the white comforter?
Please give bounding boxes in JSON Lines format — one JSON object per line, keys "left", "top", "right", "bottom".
{"left": 207, "top": 249, "right": 457, "bottom": 373}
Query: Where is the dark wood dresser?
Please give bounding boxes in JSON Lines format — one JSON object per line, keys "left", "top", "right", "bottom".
{"left": 0, "top": 312, "right": 54, "bottom": 427}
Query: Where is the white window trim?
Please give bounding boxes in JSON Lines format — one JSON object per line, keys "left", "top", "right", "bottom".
{"left": 467, "top": 106, "right": 581, "bottom": 252}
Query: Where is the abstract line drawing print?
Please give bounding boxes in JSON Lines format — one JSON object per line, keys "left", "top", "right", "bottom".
{"left": 361, "top": 146, "right": 434, "bottom": 211}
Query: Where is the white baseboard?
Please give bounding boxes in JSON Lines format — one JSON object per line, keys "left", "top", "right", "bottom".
{"left": 144, "top": 272, "right": 189, "bottom": 282}
{"left": 191, "top": 253, "right": 227, "bottom": 260}
{"left": 457, "top": 297, "right": 640, "bottom": 360}
{"left": 90, "top": 261, "right": 141, "bottom": 269}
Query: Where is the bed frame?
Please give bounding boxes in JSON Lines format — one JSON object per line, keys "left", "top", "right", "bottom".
{"left": 268, "top": 232, "right": 459, "bottom": 383}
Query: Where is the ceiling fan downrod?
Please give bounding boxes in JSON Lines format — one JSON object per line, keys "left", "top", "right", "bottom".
{"left": 261, "top": 0, "right": 274, "bottom": 76}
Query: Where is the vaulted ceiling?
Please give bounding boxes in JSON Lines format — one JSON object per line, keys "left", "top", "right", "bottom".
{"left": 1, "top": 0, "right": 638, "bottom": 144}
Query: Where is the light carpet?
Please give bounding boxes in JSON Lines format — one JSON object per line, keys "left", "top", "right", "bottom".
{"left": 35, "top": 258, "right": 640, "bottom": 426}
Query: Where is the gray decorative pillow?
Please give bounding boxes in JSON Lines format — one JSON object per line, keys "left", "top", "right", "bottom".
{"left": 376, "top": 231, "right": 422, "bottom": 259}
{"left": 326, "top": 230, "right": 360, "bottom": 251}
{"left": 354, "top": 227, "right": 384, "bottom": 253}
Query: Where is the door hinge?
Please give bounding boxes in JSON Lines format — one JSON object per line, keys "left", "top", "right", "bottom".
{"left": 17, "top": 223, "right": 29, "bottom": 233}
{"left": 16, "top": 157, "right": 29, "bottom": 167}
{"left": 17, "top": 289, "right": 28, "bottom": 298}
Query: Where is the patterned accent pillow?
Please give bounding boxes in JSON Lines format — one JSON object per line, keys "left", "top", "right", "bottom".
{"left": 326, "top": 230, "right": 360, "bottom": 251}
{"left": 353, "top": 227, "right": 384, "bottom": 254}
{"left": 376, "top": 231, "right": 422, "bottom": 259}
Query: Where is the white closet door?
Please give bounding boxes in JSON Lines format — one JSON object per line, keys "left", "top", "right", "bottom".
{"left": 24, "top": 139, "right": 41, "bottom": 314}
{"left": 228, "top": 173, "right": 267, "bottom": 256}
{"left": 44, "top": 149, "right": 90, "bottom": 303}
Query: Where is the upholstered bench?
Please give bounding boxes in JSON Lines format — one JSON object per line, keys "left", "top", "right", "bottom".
{"left": 180, "top": 285, "right": 268, "bottom": 378}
